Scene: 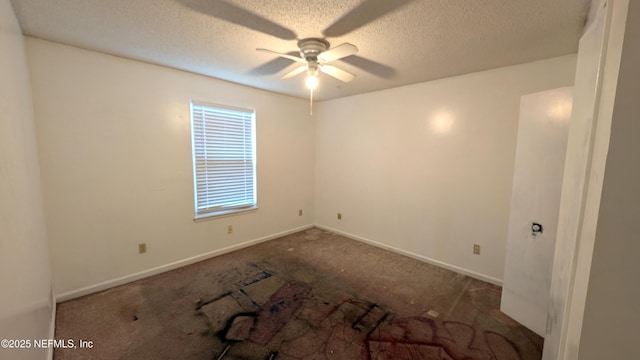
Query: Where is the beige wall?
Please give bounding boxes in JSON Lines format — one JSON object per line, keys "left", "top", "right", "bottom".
{"left": 0, "top": 1, "right": 54, "bottom": 359}
{"left": 27, "top": 38, "right": 316, "bottom": 298}
{"left": 314, "top": 55, "right": 577, "bottom": 283}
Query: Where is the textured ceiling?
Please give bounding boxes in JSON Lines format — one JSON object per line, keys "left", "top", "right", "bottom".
{"left": 10, "top": 0, "right": 590, "bottom": 101}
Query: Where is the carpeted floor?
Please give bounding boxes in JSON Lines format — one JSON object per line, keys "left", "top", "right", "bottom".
{"left": 54, "top": 228, "right": 543, "bottom": 359}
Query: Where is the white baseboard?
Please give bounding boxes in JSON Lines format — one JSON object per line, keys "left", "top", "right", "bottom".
{"left": 57, "top": 223, "right": 501, "bottom": 302}
{"left": 315, "top": 224, "right": 503, "bottom": 286}
{"left": 57, "top": 224, "right": 314, "bottom": 302}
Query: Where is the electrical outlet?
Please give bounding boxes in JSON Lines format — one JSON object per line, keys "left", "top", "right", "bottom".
{"left": 473, "top": 244, "right": 480, "bottom": 255}
{"left": 299, "top": 209, "right": 303, "bottom": 216}
{"left": 227, "top": 225, "right": 233, "bottom": 234}
{"left": 138, "top": 243, "right": 147, "bottom": 254}
{"left": 337, "top": 213, "right": 342, "bottom": 220}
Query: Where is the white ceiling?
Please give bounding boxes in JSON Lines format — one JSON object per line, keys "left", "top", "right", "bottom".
{"left": 10, "top": 0, "right": 591, "bottom": 101}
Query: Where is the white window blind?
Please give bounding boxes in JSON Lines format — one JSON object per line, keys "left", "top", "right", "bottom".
{"left": 191, "top": 101, "right": 256, "bottom": 217}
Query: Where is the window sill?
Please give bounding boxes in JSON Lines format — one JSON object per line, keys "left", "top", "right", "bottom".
{"left": 193, "top": 206, "right": 258, "bottom": 222}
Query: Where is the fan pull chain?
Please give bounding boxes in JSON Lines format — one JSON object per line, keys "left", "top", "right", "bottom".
{"left": 309, "top": 88, "right": 314, "bottom": 115}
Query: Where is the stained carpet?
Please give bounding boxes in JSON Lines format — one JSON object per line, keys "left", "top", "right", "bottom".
{"left": 54, "top": 228, "right": 542, "bottom": 359}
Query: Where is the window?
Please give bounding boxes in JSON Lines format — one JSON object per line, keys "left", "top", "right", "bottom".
{"left": 190, "top": 101, "right": 256, "bottom": 219}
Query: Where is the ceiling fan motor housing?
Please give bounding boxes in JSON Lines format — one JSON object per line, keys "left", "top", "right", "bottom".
{"left": 298, "top": 38, "right": 330, "bottom": 61}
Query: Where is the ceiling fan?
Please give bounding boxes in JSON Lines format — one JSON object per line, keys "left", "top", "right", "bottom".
{"left": 179, "top": 0, "right": 415, "bottom": 80}
{"left": 257, "top": 38, "right": 359, "bottom": 114}
{"left": 257, "top": 38, "right": 358, "bottom": 87}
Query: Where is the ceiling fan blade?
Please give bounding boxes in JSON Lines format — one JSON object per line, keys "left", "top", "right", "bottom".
{"left": 320, "top": 65, "right": 355, "bottom": 83}
{"left": 178, "top": 0, "right": 297, "bottom": 40}
{"left": 318, "top": 43, "right": 358, "bottom": 63}
{"left": 323, "top": 0, "right": 416, "bottom": 37}
{"left": 257, "top": 48, "right": 306, "bottom": 63}
{"left": 281, "top": 66, "right": 308, "bottom": 80}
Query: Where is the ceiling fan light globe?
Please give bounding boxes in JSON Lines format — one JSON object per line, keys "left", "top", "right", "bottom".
{"left": 305, "top": 75, "right": 319, "bottom": 90}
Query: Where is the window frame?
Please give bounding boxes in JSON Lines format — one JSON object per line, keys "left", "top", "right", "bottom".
{"left": 190, "top": 100, "right": 257, "bottom": 221}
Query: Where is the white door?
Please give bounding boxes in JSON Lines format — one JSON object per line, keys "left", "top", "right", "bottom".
{"left": 500, "top": 87, "right": 572, "bottom": 336}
